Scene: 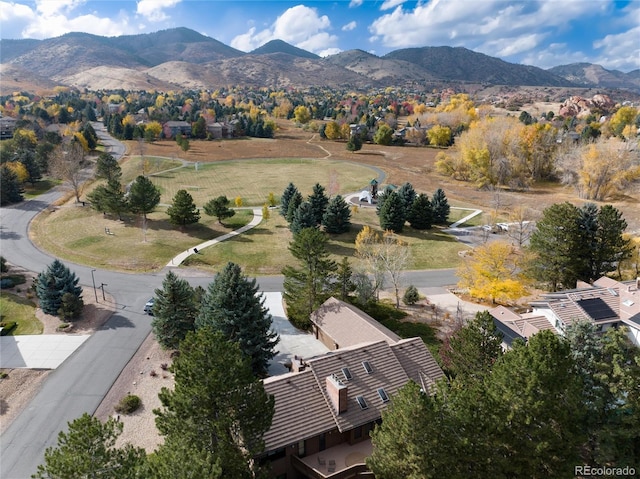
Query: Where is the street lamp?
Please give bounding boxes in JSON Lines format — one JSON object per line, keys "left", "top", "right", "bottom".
{"left": 91, "top": 269, "right": 98, "bottom": 302}
{"left": 100, "top": 283, "right": 108, "bottom": 301}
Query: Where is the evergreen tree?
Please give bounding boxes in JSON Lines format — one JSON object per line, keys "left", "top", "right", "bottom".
{"left": 88, "top": 177, "right": 128, "bottom": 220}
{"left": 379, "top": 190, "right": 406, "bottom": 233}
{"left": 282, "top": 228, "right": 337, "bottom": 329}
{"left": 33, "top": 413, "right": 147, "bottom": 479}
{"left": 167, "top": 189, "right": 200, "bottom": 227}
{"left": 82, "top": 122, "right": 98, "bottom": 150}
{"left": 58, "top": 292, "right": 84, "bottom": 321}
{"left": 322, "top": 194, "right": 352, "bottom": 234}
{"left": 290, "top": 201, "right": 317, "bottom": 234}
{"left": 397, "top": 182, "right": 417, "bottom": 217}
{"left": 192, "top": 116, "right": 207, "bottom": 139}
{"left": 36, "top": 259, "right": 83, "bottom": 318}
{"left": 203, "top": 195, "right": 235, "bottom": 225}
{"left": 346, "top": 135, "right": 362, "bottom": 151}
{"left": 128, "top": 175, "right": 161, "bottom": 222}
{"left": 154, "top": 328, "right": 274, "bottom": 478}
{"left": 308, "top": 183, "right": 329, "bottom": 225}
{"left": 335, "top": 256, "right": 355, "bottom": 301}
{"left": 440, "top": 310, "right": 503, "bottom": 381}
{"left": 280, "top": 182, "right": 299, "bottom": 217}
{"left": 403, "top": 285, "right": 420, "bottom": 305}
{"left": 0, "top": 164, "right": 23, "bottom": 205}
{"left": 19, "top": 149, "right": 42, "bottom": 185}
{"left": 147, "top": 441, "right": 222, "bottom": 479}
{"left": 407, "top": 193, "right": 433, "bottom": 230}
{"left": 151, "top": 271, "right": 198, "bottom": 350}
{"left": 95, "top": 153, "right": 121, "bottom": 182}
{"left": 593, "top": 204, "right": 631, "bottom": 280}
{"left": 285, "top": 190, "right": 303, "bottom": 223}
{"left": 527, "top": 202, "right": 585, "bottom": 291}
{"left": 196, "top": 262, "right": 278, "bottom": 377}
{"left": 431, "top": 188, "right": 450, "bottom": 224}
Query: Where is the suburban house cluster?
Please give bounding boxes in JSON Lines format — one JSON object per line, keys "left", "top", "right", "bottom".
{"left": 261, "top": 297, "right": 444, "bottom": 479}
{"left": 490, "top": 277, "right": 640, "bottom": 348}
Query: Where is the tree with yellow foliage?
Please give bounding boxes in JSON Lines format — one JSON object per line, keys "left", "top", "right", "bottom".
{"left": 5, "top": 161, "right": 29, "bottom": 183}
{"left": 145, "top": 121, "right": 162, "bottom": 142}
{"left": 607, "top": 106, "right": 638, "bottom": 137}
{"left": 294, "top": 105, "right": 311, "bottom": 125}
{"left": 324, "top": 121, "right": 341, "bottom": 140}
{"left": 427, "top": 125, "right": 452, "bottom": 147}
{"left": 457, "top": 240, "right": 528, "bottom": 304}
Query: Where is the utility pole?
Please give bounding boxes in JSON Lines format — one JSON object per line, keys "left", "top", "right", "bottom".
{"left": 91, "top": 269, "right": 98, "bottom": 302}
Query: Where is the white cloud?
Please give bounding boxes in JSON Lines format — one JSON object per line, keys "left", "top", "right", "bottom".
{"left": 0, "top": 1, "right": 34, "bottom": 22}
{"left": 319, "top": 47, "right": 342, "bottom": 57}
{"left": 380, "top": 0, "right": 406, "bottom": 11}
{"left": 593, "top": 25, "right": 640, "bottom": 71}
{"left": 349, "top": 0, "right": 363, "bottom": 7}
{"left": 35, "top": 0, "right": 86, "bottom": 17}
{"left": 230, "top": 5, "right": 338, "bottom": 55}
{"left": 342, "top": 21, "right": 357, "bottom": 32}
{"left": 136, "top": 0, "right": 181, "bottom": 22}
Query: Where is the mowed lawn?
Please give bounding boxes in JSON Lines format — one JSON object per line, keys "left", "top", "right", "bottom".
{"left": 139, "top": 158, "right": 380, "bottom": 206}
{"left": 184, "top": 207, "right": 467, "bottom": 275}
{"left": 0, "top": 292, "right": 42, "bottom": 335}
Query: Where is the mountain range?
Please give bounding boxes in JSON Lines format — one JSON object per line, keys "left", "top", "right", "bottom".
{"left": 1, "top": 27, "right": 639, "bottom": 94}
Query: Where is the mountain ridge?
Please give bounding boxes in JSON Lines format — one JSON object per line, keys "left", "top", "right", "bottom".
{"left": 1, "top": 27, "right": 638, "bottom": 93}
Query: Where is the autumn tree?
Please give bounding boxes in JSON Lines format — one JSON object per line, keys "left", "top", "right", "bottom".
{"left": 373, "top": 123, "right": 393, "bottom": 145}
{"left": 427, "top": 125, "right": 452, "bottom": 146}
{"left": 144, "top": 121, "right": 162, "bottom": 142}
{"left": 457, "top": 240, "right": 529, "bottom": 304}
{"left": 293, "top": 105, "right": 311, "bottom": 124}
{"left": 203, "top": 195, "right": 235, "bottom": 225}
{"left": 167, "top": 189, "right": 200, "bottom": 227}
{"left": 154, "top": 328, "right": 274, "bottom": 478}
{"left": 50, "top": 141, "right": 87, "bottom": 203}
{"left": 324, "top": 121, "right": 341, "bottom": 140}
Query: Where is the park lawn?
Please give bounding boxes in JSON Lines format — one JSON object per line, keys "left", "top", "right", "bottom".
{"left": 184, "top": 206, "right": 466, "bottom": 275}
{"left": 119, "top": 156, "right": 183, "bottom": 183}
{"left": 30, "top": 204, "right": 253, "bottom": 272}
{"left": 0, "top": 292, "right": 42, "bottom": 335}
{"left": 141, "top": 158, "right": 380, "bottom": 207}
{"left": 23, "top": 179, "right": 60, "bottom": 200}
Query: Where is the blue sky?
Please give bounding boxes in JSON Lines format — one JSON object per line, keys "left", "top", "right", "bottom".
{"left": 1, "top": 0, "right": 638, "bottom": 72}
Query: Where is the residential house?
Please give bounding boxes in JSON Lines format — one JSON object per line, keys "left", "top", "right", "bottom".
{"left": 163, "top": 120, "right": 191, "bottom": 139}
{"left": 490, "top": 277, "right": 640, "bottom": 347}
{"left": 260, "top": 297, "right": 444, "bottom": 479}
{"left": 207, "top": 121, "right": 234, "bottom": 139}
{"left": 0, "top": 116, "right": 18, "bottom": 139}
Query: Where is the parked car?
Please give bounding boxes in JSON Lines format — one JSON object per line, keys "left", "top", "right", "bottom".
{"left": 144, "top": 298, "right": 155, "bottom": 315}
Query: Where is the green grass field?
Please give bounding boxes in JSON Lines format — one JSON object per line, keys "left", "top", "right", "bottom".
{"left": 0, "top": 292, "right": 42, "bottom": 335}
{"left": 133, "top": 157, "right": 380, "bottom": 207}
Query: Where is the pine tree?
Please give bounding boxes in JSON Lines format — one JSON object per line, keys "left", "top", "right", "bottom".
{"left": 290, "top": 201, "right": 317, "bottom": 234}
{"left": 322, "top": 194, "right": 352, "bottom": 234}
{"left": 128, "top": 175, "right": 161, "bottom": 222}
{"left": 155, "top": 328, "right": 274, "bottom": 478}
{"left": 36, "top": 260, "right": 83, "bottom": 318}
{"left": 593, "top": 204, "right": 631, "bottom": 280}
{"left": 88, "top": 177, "right": 128, "bottom": 220}
{"left": 346, "top": 135, "right": 362, "bottom": 151}
{"left": 285, "top": 190, "right": 303, "bottom": 223}
{"left": 280, "top": 182, "right": 299, "bottom": 217}
{"left": 95, "top": 153, "right": 121, "bottom": 182}
{"left": 0, "top": 164, "right": 23, "bottom": 205}
{"left": 282, "top": 228, "right": 337, "bottom": 329}
{"left": 58, "top": 292, "right": 84, "bottom": 321}
{"left": 407, "top": 193, "right": 433, "bottom": 230}
{"left": 335, "top": 257, "right": 355, "bottom": 301}
{"left": 203, "top": 195, "right": 235, "bottom": 225}
{"left": 397, "top": 182, "right": 417, "bottom": 217}
{"left": 431, "top": 188, "right": 450, "bottom": 224}
{"left": 308, "top": 183, "right": 329, "bottom": 225}
{"left": 151, "top": 271, "right": 198, "bottom": 350}
{"left": 19, "top": 150, "right": 42, "bottom": 185}
{"left": 379, "top": 190, "right": 406, "bottom": 233}
{"left": 196, "top": 262, "right": 278, "bottom": 377}
{"left": 33, "top": 413, "right": 147, "bottom": 479}
{"left": 167, "top": 189, "right": 200, "bottom": 227}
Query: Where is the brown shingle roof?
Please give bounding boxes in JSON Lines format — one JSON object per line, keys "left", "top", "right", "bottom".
{"left": 310, "top": 298, "right": 401, "bottom": 348}
{"left": 390, "top": 338, "right": 445, "bottom": 388}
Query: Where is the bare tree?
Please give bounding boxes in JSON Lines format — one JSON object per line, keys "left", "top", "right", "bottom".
{"left": 50, "top": 142, "right": 87, "bottom": 203}
{"left": 378, "top": 232, "right": 411, "bottom": 308}
{"left": 507, "top": 205, "right": 536, "bottom": 247}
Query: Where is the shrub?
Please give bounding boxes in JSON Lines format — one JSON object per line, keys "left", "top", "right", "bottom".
{"left": 0, "top": 321, "right": 17, "bottom": 335}
{"left": 0, "top": 371, "right": 8, "bottom": 379}
{"left": 149, "top": 370, "right": 157, "bottom": 377}
{"left": 56, "top": 322, "right": 72, "bottom": 332}
{"left": 160, "top": 363, "right": 169, "bottom": 370}
{"left": 403, "top": 285, "right": 420, "bottom": 305}
{"left": 114, "top": 394, "right": 141, "bottom": 414}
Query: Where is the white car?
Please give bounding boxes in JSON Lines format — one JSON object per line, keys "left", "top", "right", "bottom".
{"left": 144, "top": 298, "right": 155, "bottom": 315}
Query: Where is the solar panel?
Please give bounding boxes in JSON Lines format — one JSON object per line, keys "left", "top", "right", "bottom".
{"left": 577, "top": 298, "right": 617, "bottom": 321}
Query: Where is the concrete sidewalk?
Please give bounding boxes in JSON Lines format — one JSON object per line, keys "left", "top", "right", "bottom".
{"left": 166, "top": 208, "right": 263, "bottom": 267}
{"left": 0, "top": 334, "right": 90, "bottom": 369}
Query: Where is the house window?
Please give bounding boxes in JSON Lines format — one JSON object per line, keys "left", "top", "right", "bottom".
{"left": 298, "top": 439, "right": 306, "bottom": 457}
{"left": 377, "top": 388, "right": 390, "bottom": 403}
{"left": 362, "top": 361, "right": 373, "bottom": 374}
{"left": 356, "top": 395, "right": 368, "bottom": 410}
{"left": 342, "top": 367, "right": 352, "bottom": 381}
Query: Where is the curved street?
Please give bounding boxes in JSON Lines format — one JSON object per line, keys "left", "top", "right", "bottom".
{"left": 0, "top": 125, "right": 457, "bottom": 478}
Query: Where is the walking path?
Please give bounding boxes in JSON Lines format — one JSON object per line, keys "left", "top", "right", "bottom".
{"left": 166, "top": 208, "right": 263, "bottom": 267}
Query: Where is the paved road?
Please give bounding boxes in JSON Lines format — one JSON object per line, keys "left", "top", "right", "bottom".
{"left": 0, "top": 126, "right": 457, "bottom": 478}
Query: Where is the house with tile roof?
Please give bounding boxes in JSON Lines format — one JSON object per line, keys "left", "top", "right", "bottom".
{"left": 490, "top": 277, "right": 640, "bottom": 348}
{"left": 260, "top": 298, "right": 444, "bottom": 479}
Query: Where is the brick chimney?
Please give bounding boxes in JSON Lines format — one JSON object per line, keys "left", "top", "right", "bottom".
{"left": 326, "top": 374, "right": 348, "bottom": 414}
